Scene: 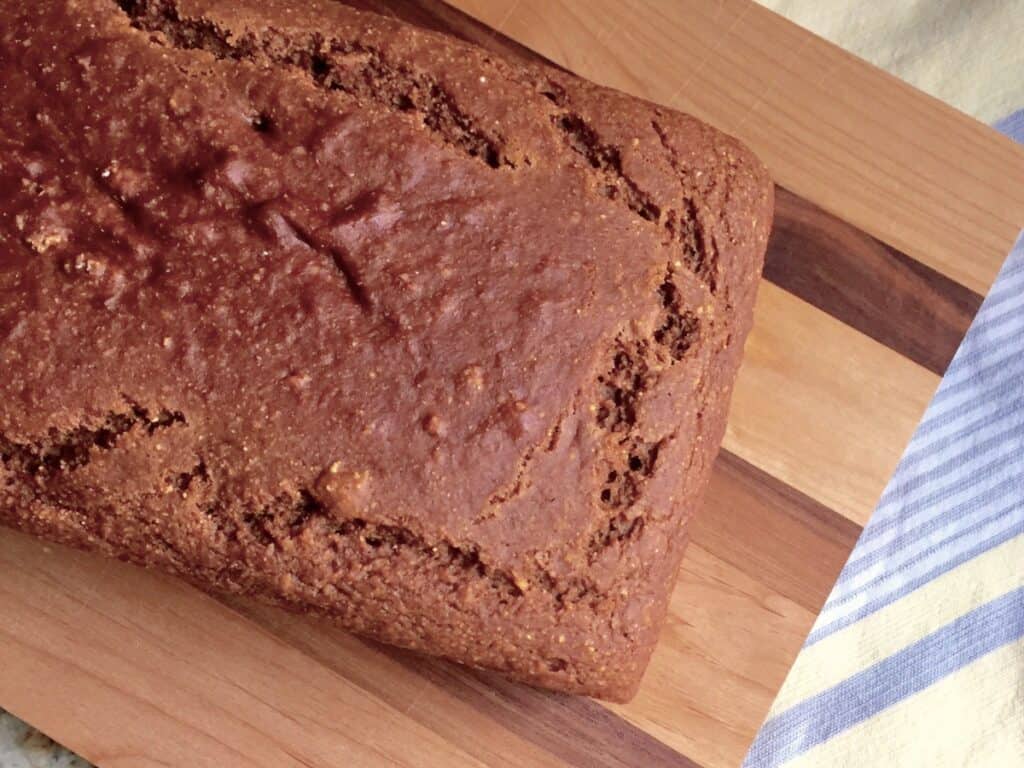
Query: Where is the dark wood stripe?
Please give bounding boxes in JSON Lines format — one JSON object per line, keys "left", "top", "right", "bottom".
{"left": 695, "top": 450, "right": 863, "bottom": 613}
{"left": 381, "top": 650, "right": 704, "bottom": 768}
{"left": 764, "top": 186, "right": 983, "bottom": 375}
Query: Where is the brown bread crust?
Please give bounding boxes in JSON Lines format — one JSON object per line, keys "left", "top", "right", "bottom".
{"left": 0, "top": 0, "right": 772, "bottom": 700}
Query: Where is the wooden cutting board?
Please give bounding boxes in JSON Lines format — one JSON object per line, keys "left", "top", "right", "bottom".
{"left": 2, "top": 2, "right": 1023, "bottom": 767}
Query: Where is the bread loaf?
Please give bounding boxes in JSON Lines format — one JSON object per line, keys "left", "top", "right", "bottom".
{"left": 0, "top": 0, "right": 773, "bottom": 700}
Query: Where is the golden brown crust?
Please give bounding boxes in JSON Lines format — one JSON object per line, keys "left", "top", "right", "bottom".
{"left": 0, "top": 0, "right": 772, "bottom": 700}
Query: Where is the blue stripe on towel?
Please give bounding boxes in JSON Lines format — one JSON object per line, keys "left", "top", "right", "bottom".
{"left": 747, "top": 587, "right": 1024, "bottom": 765}
{"left": 807, "top": 513, "right": 1024, "bottom": 645}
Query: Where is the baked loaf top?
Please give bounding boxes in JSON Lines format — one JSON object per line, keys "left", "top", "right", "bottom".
{"left": 0, "top": 0, "right": 772, "bottom": 700}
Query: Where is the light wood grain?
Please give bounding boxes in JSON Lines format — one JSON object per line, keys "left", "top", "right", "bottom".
{"left": 608, "top": 544, "right": 816, "bottom": 767}
{"left": 219, "top": 605, "right": 564, "bottom": 768}
{"left": 225, "top": 601, "right": 697, "bottom": 768}
{"left": 0, "top": 531, "right": 488, "bottom": 768}
{"left": 451, "top": 0, "right": 1024, "bottom": 294}
{"left": 725, "top": 282, "right": 939, "bottom": 525}
{"left": 603, "top": 452, "right": 859, "bottom": 767}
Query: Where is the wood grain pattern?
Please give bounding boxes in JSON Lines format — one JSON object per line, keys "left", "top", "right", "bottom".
{"left": 452, "top": 0, "right": 1024, "bottom": 295}
{"left": 609, "top": 543, "right": 817, "bottom": 767}
{"left": 723, "top": 282, "right": 938, "bottom": 525}
{"left": 605, "top": 451, "right": 861, "bottom": 765}
{"left": 695, "top": 450, "right": 861, "bottom": 613}
{"left": 0, "top": 530, "right": 487, "bottom": 768}
{"left": 2, "top": 1, "right": 1018, "bottom": 767}
{"left": 765, "top": 187, "right": 983, "bottom": 375}
{"left": 228, "top": 600, "right": 701, "bottom": 768}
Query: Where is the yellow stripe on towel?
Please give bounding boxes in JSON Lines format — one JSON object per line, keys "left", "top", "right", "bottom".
{"left": 769, "top": 532, "right": 1024, "bottom": 718}
{"left": 783, "top": 635, "right": 1024, "bottom": 768}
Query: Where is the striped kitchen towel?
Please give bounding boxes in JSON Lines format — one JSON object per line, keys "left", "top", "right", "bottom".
{"left": 743, "top": 117, "right": 1024, "bottom": 767}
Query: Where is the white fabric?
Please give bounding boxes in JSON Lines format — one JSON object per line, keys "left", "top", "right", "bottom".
{"left": 756, "top": 0, "right": 1024, "bottom": 123}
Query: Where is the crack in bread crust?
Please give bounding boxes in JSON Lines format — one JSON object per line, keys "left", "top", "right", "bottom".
{"left": 116, "top": 0, "right": 513, "bottom": 168}
{"left": 116, "top": 0, "right": 720, "bottom": 297}
{"left": 0, "top": 400, "right": 184, "bottom": 476}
